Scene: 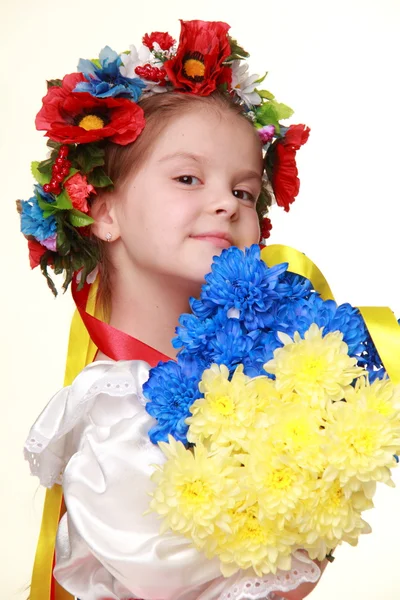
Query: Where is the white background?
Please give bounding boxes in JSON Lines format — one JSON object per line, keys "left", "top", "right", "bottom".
{"left": 1, "top": 0, "right": 400, "bottom": 598}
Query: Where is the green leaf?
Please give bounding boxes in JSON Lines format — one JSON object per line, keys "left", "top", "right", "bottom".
{"left": 55, "top": 222, "right": 71, "bottom": 256}
{"left": 42, "top": 210, "right": 56, "bottom": 218}
{"left": 47, "top": 79, "right": 62, "bottom": 88}
{"left": 254, "top": 72, "right": 268, "bottom": 85}
{"left": 217, "top": 82, "right": 228, "bottom": 93}
{"left": 256, "top": 102, "right": 280, "bottom": 128}
{"left": 46, "top": 140, "right": 62, "bottom": 151}
{"left": 87, "top": 167, "right": 113, "bottom": 188}
{"left": 270, "top": 99, "right": 294, "bottom": 120}
{"left": 40, "top": 252, "right": 57, "bottom": 296}
{"left": 31, "top": 161, "right": 51, "bottom": 185}
{"left": 36, "top": 193, "right": 57, "bottom": 214}
{"left": 226, "top": 35, "right": 249, "bottom": 61}
{"left": 258, "top": 89, "right": 275, "bottom": 101}
{"left": 75, "top": 143, "right": 105, "bottom": 173}
{"left": 53, "top": 190, "right": 73, "bottom": 210}
{"left": 67, "top": 209, "right": 95, "bottom": 228}
{"left": 36, "top": 158, "right": 53, "bottom": 177}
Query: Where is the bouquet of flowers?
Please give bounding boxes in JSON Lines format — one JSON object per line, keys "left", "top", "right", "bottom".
{"left": 143, "top": 245, "right": 400, "bottom": 577}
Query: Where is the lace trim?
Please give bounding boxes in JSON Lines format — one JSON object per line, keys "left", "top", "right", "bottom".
{"left": 24, "top": 432, "right": 65, "bottom": 487}
{"left": 220, "top": 554, "right": 320, "bottom": 600}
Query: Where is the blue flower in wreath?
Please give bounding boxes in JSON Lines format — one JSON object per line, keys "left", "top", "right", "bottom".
{"left": 143, "top": 356, "right": 203, "bottom": 445}
{"left": 76, "top": 46, "right": 146, "bottom": 101}
{"left": 20, "top": 186, "right": 57, "bottom": 242}
{"left": 190, "top": 245, "right": 288, "bottom": 331}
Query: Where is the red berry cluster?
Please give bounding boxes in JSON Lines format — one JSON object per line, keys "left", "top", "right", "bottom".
{"left": 135, "top": 64, "right": 167, "bottom": 85}
{"left": 260, "top": 216, "right": 273, "bottom": 240}
{"left": 43, "top": 145, "right": 72, "bottom": 195}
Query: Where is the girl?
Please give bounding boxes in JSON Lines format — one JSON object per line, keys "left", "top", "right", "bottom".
{"left": 21, "top": 20, "right": 325, "bottom": 600}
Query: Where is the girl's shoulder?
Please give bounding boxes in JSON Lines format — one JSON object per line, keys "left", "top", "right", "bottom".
{"left": 24, "top": 359, "right": 152, "bottom": 488}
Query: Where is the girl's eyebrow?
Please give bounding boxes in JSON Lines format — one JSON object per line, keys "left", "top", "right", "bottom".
{"left": 158, "top": 151, "right": 262, "bottom": 180}
{"left": 157, "top": 151, "right": 207, "bottom": 164}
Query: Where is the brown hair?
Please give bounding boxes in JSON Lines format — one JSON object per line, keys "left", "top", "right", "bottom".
{"left": 93, "top": 91, "right": 272, "bottom": 315}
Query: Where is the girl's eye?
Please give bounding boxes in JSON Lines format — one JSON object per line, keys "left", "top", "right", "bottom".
{"left": 233, "top": 189, "right": 256, "bottom": 203}
{"left": 175, "top": 175, "right": 201, "bottom": 185}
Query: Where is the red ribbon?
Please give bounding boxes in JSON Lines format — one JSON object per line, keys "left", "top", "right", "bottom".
{"left": 71, "top": 278, "right": 172, "bottom": 366}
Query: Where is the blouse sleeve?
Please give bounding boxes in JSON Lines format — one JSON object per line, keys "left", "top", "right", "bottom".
{"left": 25, "top": 360, "right": 320, "bottom": 600}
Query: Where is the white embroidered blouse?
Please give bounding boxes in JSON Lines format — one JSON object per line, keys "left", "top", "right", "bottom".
{"left": 25, "top": 360, "right": 320, "bottom": 600}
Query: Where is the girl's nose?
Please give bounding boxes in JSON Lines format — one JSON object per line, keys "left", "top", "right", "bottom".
{"left": 211, "top": 189, "right": 239, "bottom": 220}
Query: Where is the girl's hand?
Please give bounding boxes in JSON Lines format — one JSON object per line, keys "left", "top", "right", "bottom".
{"left": 276, "top": 558, "right": 328, "bottom": 600}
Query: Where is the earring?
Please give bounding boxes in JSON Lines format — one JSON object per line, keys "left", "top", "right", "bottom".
{"left": 105, "top": 232, "right": 112, "bottom": 242}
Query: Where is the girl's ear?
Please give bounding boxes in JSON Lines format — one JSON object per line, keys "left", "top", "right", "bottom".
{"left": 90, "top": 193, "right": 121, "bottom": 242}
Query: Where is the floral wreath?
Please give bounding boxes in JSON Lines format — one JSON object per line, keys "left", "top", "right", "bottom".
{"left": 17, "top": 19, "right": 310, "bottom": 295}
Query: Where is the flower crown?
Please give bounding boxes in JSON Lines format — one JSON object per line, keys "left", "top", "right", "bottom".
{"left": 17, "top": 19, "right": 310, "bottom": 295}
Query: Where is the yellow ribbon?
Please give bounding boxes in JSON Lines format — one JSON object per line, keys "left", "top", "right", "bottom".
{"left": 262, "top": 244, "right": 400, "bottom": 384}
{"left": 29, "top": 245, "right": 400, "bottom": 599}
{"left": 29, "top": 279, "right": 102, "bottom": 600}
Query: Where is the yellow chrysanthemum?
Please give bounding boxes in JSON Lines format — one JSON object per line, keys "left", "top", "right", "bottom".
{"left": 243, "top": 445, "right": 315, "bottom": 521}
{"left": 323, "top": 402, "right": 400, "bottom": 493}
{"left": 294, "top": 479, "right": 372, "bottom": 561}
{"left": 345, "top": 376, "right": 400, "bottom": 425}
{"left": 207, "top": 502, "right": 298, "bottom": 576}
{"left": 187, "top": 364, "right": 258, "bottom": 450}
{"left": 248, "top": 376, "right": 281, "bottom": 412}
{"left": 149, "top": 437, "right": 240, "bottom": 543}
{"left": 255, "top": 403, "right": 328, "bottom": 474}
{"left": 264, "top": 324, "right": 365, "bottom": 407}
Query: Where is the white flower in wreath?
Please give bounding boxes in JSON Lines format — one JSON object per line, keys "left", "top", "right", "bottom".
{"left": 231, "top": 60, "right": 262, "bottom": 108}
{"left": 120, "top": 45, "right": 167, "bottom": 94}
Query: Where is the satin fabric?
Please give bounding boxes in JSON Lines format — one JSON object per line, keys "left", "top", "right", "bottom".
{"left": 25, "top": 360, "right": 320, "bottom": 600}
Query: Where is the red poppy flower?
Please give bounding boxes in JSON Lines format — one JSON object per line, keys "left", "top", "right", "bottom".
{"left": 142, "top": 31, "right": 176, "bottom": 51}
{"left": 164, "top": 20, "right": 232, "bottom": 95}
{"left": 35, "top": 73, "right": 146, "bottom": 145}
{"left": 281, "top": 124, "right": 310, "bottom": 150}
{"left": 28, "top": 239, "right": 47, "bottom": 269}
{"left": 271, "top": 124, "right": 310, "bottom": 212}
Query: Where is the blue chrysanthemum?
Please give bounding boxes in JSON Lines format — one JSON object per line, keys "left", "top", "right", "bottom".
{"left": 144, "top": 357, "right": 203, "bottom": 444}
{"left": 20, "top": 186, "right": 57, "bottom": 242}
{"left": 270, "top": 295, "right": 367, "bottom": 356}
{"left": 276, "top": 271, "right": 313, "bottom": 300}
{"left": 208, "top": 319, "right": 260, "bottom": 371}
{"left": 190, "top": 245, "right": 288, "bottom": 331}
{"left": 358, "top": 331, "right": 384, "bottom": 373}
{"left": 172, "top": 308, "right": 231, "bottom": 356}
{"left": 76, "top": 46, "right": 146, "bottom": 100}
{"left": 242, "top": 331, "right": 282, "bottom": 377}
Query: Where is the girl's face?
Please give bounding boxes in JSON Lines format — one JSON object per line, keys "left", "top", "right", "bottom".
{"left": 110, "top": 107, "right": 263, "bottom": 285}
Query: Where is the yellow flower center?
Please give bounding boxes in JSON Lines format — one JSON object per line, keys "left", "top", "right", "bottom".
{"left": 210, "top": 394, "right": 235, "bottom": 416}
{"left": 350, "top": 429, "right": 377, "bottom": 454}
{"left": 284, "top": 420, "right": 310, "bottom": 445}
{"left": 268, "top": 468, "right": 293, "bottom": 490}
{"left": 183, "top": 58, "right": 206, "bottom": 79}
{"left": 78, "top": 114, "right": 105, "bottom": 131}
{"left": 327, "top": 484, "right": 343, "bottom": 509}
{"left": 182, "top": 479, "right": 210, "bottom": 504}
{"left": 300, "top": 356, "right": 327, "bottom": 380}
{"left": 371, "top": 399, "right": 392, "bottom": 417}
{"left": 239, "top": 513, "right": 266, "bottom": 544}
